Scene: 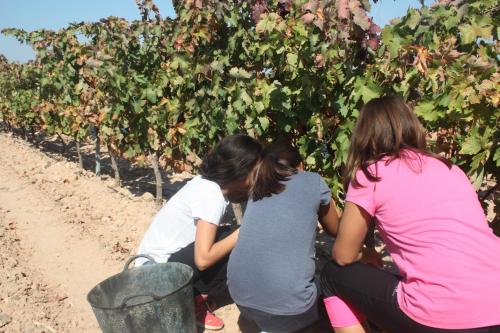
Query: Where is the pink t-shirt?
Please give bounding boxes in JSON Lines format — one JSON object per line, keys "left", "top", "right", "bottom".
{"left": 346, "top": 151, "right": 500, "bottom": 329}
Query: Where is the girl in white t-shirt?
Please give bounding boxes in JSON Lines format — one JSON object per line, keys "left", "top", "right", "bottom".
{"left": 137, "top": 134, "right": 262, "bottom": 330}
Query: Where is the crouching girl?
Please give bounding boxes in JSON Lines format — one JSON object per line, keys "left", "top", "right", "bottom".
{"left": 136, "top": 134, "right": 262, "bottom": 330}
{"left": 227, "top": 143, "right": 339, "bottom": 333}
{"left": 321, "top": 96, "right": 500, "bottom": 333}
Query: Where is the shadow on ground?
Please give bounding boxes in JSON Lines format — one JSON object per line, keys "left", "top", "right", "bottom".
{"left": 5, "top": 129, "right": 241, "bottom": 224}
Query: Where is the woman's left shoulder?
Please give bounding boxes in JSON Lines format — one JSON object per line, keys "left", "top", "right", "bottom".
{"left": 296, "top": 172, "right": 328, "bottom": 189}
{"left": 294, "top": 171, "right": 322, "bottom": 181}
{"left": 299, "top": 170, "right": 321, "bottom": 177}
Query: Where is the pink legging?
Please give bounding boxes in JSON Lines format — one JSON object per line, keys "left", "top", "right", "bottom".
{"left": 323, "top": 296, "right": 365, "bottom": 328}
{"left": 321, "top": 261, "right": 500, "bottom": 332}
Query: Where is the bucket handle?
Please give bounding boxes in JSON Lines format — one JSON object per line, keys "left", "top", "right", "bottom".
{"left": 120, "top": 294, "right": 162, "bottom": 308}
{"left": 123, "top": 254, "right": 157, "bottom": 271}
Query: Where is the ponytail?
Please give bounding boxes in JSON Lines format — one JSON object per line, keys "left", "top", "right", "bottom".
{"left": 199, "top": 134, "right": 262, "bottom": 187}
{"left": 251, "top": 143, "right": 303, "bottom": 201}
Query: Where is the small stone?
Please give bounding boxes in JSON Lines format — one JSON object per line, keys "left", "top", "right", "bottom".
{"left": 101, "top": 216, "right": 111, "bottom": 223}
{"left": 118, "top": 187, "right": 131, "bottom": 196}
{"left": 0, "top": 313, "right": 12, "bottom": 328}
{"left": 141, "top": 192, "right": 155, "bottom": 201}
{"left": 7, "top": 258, "right": 18, "bottom": 269}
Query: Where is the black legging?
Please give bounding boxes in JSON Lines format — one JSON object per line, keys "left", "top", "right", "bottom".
{"left": 320, "top": 261, "right": 500, "bottom": 333}
{"left": 168, "top": 225, "right": 236, "bottom": 295}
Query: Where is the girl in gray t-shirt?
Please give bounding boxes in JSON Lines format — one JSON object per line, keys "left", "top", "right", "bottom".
{"left": 227, "top": 143, "right": 339, "bottom": 333}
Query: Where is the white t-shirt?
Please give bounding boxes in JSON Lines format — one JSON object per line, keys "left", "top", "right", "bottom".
{"left": 136, "top": 176, "right": 228, "bottom": 266}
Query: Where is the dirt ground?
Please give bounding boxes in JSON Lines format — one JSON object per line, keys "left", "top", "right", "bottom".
{"left": 0, "top": 131, "right": 268, "bottom": 333}
{"left": 0, "top": 131, "right": 335, "bottom": 333}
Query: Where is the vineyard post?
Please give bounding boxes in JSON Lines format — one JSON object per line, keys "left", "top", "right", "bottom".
{"left": 91, "top": 126, "right": 101, "bottom": 176}
{"left": 149, "top": 152, "right": 163, "bottom": 205}
{"left": 232, "top": 203, "right": 244, "bottom": 225}
{"left": 30, "top": 128, "right": 39, "bottom": 148}
{"left": 2, "top": 119, "right": 12, "bottom": 132}
{"left": 107, "top": 143, "right": 120, "bottom": 186}
{"left": 76, "top": 140, "right": 84, "bottom": 170}
{"left": 56, "top": 133, "right": 66, "bottom": 154}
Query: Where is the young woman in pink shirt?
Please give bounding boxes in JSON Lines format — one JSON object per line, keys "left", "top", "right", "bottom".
{"left": 320, "top": 95, "right": 500, "bottom": 332}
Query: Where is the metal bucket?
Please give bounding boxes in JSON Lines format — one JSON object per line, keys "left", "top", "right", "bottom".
{"left": 87, "top": 255, "right": 196, "bottom": 333}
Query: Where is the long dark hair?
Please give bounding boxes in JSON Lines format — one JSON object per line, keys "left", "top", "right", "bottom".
{"left": 344, "top": 95, "right": 451, "bottom": 188}
{"left": 251, "top": 143, "right": 303, "bottom": 201}
{"left": 199, "top": 134, "right": 262, "bottom": 187}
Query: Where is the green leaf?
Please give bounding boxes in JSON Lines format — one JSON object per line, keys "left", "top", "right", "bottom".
{"left": 233, "top": 99, "right": 245, "bottom": 112}
{"left": 354, "top": 78, "right": 381, "bottom": 104}
{"left": 460, "top": 134, "right": 482, "bottom": 155}
{"left": 381, "top": 28, "right": 402, "bottom": 58}
{"left": 258, "top": 116, "right": 269, "bottom": 130}
{"left": 459, "top": 23, "right": 492, "bottom": 44}
{"left": 133, "top": 74, "right": 147, "bottom": 84}
{"left": 286, "top": 53, "right": 298, "bottom": 67}
{"left": 459, "top": 24, "right": 476, "bottom": 44}
{"left": 468, "top": 164, "right": 484, "bottom": 190}
{"left": 145, "top": 88, "right": 157, "bottom": 103}
{"left": 132, "top": 100, "right": 146, "bottom": 114}
{"left": 414, "top": 101, "right": 441, "bottom": 122}
{"left": 228, "top": 67, "right": 252, "bottom": 80}
{"left": 406, "top": 9, "right": 421, "bottom": 30}
{"left": 256, "top": 13, "right": 279, "bottom": 34}
{"left": 240, "top": 90, "right": 253, "bottom": 106}
{"left": 257, "top": 43, "right": 271, "bottom": 56}
{"left": 443, "top": 15, "right": 459, "bottom": 31}
{"left": 255, "top": 101, "right": 265, "bottom": 114}
{"left": 292, "top": 20, "right": 308, "bottom": 37}
{"left": 305, "top": 155, "right": 316, "bottom": 166}
{"left": 493, "top": 148, "right": 500, "bottom": 167}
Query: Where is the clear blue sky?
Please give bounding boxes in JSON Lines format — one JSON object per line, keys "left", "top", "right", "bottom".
{"left": 0, "top": 0, "right": 430, "bottom": 63}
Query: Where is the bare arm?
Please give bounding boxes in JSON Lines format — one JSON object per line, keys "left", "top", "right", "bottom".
{"left": 318, "top": 199, "right": 340, "bottom": 237}
{"left": 332, "top": 202, "right": 370, "bottom": 266}
{"left": 194, "top": 220, "right": 239, "bottom": 271}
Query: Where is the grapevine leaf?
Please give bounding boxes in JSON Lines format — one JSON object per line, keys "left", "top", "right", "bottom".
{"left": 414, "top": 101, "right": 441, "bottom": 122}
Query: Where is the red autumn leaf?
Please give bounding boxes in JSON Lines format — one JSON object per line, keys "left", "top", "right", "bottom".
{"left": 349, "top": 0, "right": 371, "bottom": 30}
{"left": 314, "top": 54, "right": 325, "bottom": 68}
{"left": 368, "top": 22, "right": 382, "bottom": 34}
{"left": 314, "top": 6, "right": 325, "bottom": 30}
{"left": 252, "top": 1, "right": 268, "bottom": 23}
{"left": 367, "top": 37, "right": 380, "bottom": 51}
{"left": 336, "top": 0, "right": 350, "bottom": 19}
{"left": 301, "top": 13, "right": 315, "bottom": 24}
{"left": 302, "top": 0, "right": 319, "bottom": 13}
{"left": 174, "top": 35, "right": 184, "bottom": 50}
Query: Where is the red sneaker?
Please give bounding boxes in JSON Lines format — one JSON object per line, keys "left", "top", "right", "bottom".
{"left": 199, "top": 293, "right": 217, "bottom": 312}
{"left": 194, "top": 295, "right": 224, "bottom": 330}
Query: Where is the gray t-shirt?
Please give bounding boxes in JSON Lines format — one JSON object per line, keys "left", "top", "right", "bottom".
{"left": 227, "top": 171, "right": 331, "bottom": 315}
